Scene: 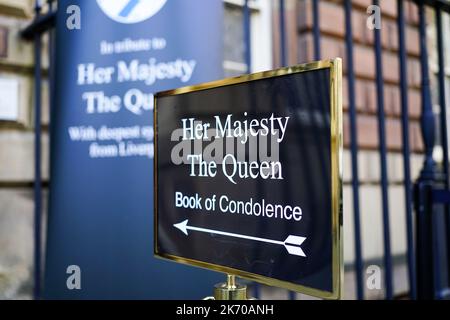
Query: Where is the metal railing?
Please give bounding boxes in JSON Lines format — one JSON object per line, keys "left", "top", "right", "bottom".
{"left": 22, "top": 0, "right": 57, "bottom": 300}
{"left": 247, "top": 0, "right": 450, "bottom": 300}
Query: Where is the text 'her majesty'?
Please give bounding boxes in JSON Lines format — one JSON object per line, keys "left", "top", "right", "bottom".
{"left": 181, "top": 113, "right": 290, "bottom": 145}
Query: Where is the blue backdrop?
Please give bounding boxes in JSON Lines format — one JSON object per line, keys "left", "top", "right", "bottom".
{"left": 45, "top": 0, "right": 224, "bottom": 299}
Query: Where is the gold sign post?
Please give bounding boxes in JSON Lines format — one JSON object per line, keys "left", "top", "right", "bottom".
{"left": 204, "top": 274, "right": 253, "bottom": 300}
{"left": 214, "top": 275, "right": 248, "bottom": 300}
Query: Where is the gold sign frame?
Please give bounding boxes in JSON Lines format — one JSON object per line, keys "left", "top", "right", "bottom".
{"left": 153, "top": 58, "right": 343, "bottom": 300}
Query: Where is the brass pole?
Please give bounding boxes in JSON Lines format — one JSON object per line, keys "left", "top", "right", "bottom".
{"left": 214, "top": 274, "right": 248, "bottom": 300}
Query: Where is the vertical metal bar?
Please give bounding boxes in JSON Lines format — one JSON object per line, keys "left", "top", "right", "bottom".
{"left": 243, "top": 0, "right": 252, "bottom": 74}
{"left": 279, "top": 0, "right": 291, "bottom": 299}
{"left": 287, "top": 291, "right": 296, "bottom": 300}
{"left": 432, "top": 207, "right": 443, "bottom": 298}
{"left": 415, "top": 1, "right": 437, "bottom": 300}
{"left": 414, "top": 182, "right": 435, "bottom": 299}
{"left": 373, "top": 0, "right": 393, "bottom": 300}
{"left": 435, "top": 4, "right": 450, "bottom": 289}
{"left": 33, "top": 0, "right": 42, "bottom": 300}
{"left": 252, "top": 284, "right": 260, "bottom": 300}
{"left": 344, "top": 0, "right": 364, "bottom": 300}
{"left": 242, "top": 1, "right": 259, "bottom": 299}
{"left": 417, "top": 1, "right": 438, "bottom": 186}
{"left": 397, "top": 0, "right": 417, "bottom": 300}
{"left": 312, "top": 0, "right": 321, "bottom": 60}
{"left": 48, "top": 0, "right": 55, "bottom": 115}
{"left": 279, "top": 0, "right": 287, "bottom": 67}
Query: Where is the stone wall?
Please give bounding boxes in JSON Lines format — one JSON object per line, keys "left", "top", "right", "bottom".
{"left": 0, "top": 0, "right": 48, "bottom": 299}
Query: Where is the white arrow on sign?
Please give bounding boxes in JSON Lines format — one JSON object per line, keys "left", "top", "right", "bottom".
{"left": 174, "top": 219, "right": 307, "bottom": 257}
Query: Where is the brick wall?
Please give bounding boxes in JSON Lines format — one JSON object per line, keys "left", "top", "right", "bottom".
{"left": 297, "top": 0, "right": 423, "bottom": 152}
{"left": 275, "top": 0, "right": 428, "bottom": 281}
{"left": 284, "top": 0, "right": 435, "bottom": 297}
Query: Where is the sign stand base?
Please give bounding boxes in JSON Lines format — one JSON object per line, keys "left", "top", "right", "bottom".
{"left": 204, "top": 274, "right": 252, "bottom": 300}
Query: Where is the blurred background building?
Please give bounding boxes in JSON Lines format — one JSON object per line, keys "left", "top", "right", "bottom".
{"left": 0, "top": 0, "right": 449, "bottom": 299}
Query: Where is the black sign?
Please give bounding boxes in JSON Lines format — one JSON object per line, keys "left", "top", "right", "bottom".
{"left": 154, "top": 60, "right": 343, "bottom": 299}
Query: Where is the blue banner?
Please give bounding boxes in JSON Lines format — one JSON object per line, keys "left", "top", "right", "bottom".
{"left": 45, "top": 0, "right": 224, "bottom": 299}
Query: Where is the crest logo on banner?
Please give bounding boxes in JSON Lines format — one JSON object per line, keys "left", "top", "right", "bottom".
{"left": 96, "top": 0, "right": 167, "bottom": 24}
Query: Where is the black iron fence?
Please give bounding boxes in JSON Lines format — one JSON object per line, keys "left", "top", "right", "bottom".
{"left": 23, "top": 0, "right": 450, "bottom": 300}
